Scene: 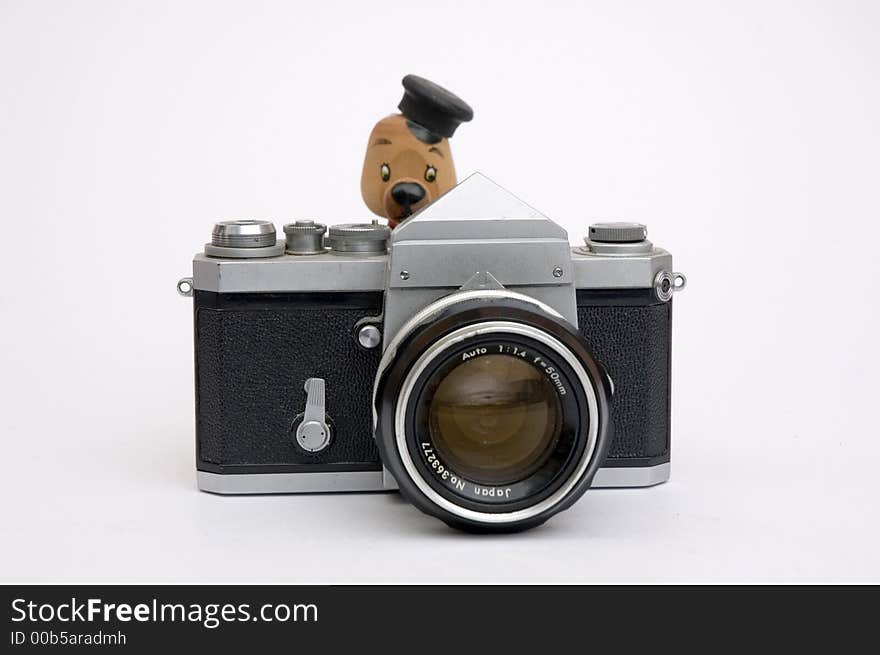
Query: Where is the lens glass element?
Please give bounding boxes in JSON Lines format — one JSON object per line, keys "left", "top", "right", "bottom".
{"left": 427, "top": 354, "right": 561, "bottom": 485}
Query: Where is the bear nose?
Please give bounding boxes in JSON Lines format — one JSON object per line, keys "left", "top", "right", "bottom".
{"left": 391, "top": 182, "right": 426, "bottom": 207}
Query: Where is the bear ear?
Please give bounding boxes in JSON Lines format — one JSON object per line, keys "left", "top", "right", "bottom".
{"left": 398, "top": 75, "right": 473, "bottom": 140}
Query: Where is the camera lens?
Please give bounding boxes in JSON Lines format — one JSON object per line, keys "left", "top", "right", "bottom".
{"left": 428, "top": 355, "right": 561, "bottom": 485}
{"left": 374, "top": 291, "right": 613, "bottom": 532}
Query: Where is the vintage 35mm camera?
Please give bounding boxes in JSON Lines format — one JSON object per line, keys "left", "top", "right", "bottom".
{"left": 177, "top": 173, "right": 686, "bottom": 531}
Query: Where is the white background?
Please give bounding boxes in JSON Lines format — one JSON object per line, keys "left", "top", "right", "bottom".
{"left": 1, "top": 0, "right": 878, "bottom": 583}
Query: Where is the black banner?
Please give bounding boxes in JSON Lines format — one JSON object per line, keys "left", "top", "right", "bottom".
{"left": 1, "top": 586, "right": 876, "bottom": 651}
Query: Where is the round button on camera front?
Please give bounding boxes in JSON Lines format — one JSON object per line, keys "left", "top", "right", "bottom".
{"left": 357, "top": 324, "right": 382, "bottom": 349}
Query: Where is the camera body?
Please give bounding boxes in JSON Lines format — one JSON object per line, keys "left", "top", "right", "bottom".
{"left": 180, "top": 173, "right": 685, "bottom": 530}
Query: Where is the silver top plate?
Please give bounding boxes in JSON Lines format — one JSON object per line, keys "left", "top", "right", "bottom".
{"left": 189, "top": 173, "right": 673, "bottom": 294}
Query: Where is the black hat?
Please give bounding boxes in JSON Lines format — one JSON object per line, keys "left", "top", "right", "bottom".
{"left": 398, "top": 74, "right": 474, "bottom": 139}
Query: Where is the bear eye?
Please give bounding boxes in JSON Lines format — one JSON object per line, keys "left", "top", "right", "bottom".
{"left": 424, "top": 165, "right": 437, "bottom": 183}
{"left": 380, "top": 163, "right": 391, "bottom": 182}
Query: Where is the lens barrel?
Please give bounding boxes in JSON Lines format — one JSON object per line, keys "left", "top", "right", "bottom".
{"left": 373, "top": 291, "right": 613, "bottom": 532}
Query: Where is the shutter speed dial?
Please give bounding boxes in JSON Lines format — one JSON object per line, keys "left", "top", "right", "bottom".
{"left": 327, "top": 222, "right": 391, "bottom": 255}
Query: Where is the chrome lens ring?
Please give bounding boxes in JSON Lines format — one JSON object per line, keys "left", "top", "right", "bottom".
{"left": 395, "top": 321, "right": 599, "bottom": 525}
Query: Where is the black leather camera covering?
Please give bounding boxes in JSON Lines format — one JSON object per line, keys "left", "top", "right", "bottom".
{"left": 576, "top": 289, "right": 672, "bottom": 466}
{"left": 194, "top": 291, "right": 384, "bottom": 473}
{"left": 194, "top": 288, "right": 672, "bottom": 475}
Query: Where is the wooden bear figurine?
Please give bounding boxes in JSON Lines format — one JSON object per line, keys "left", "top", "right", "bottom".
{"left": 361, "top": 75, "right": 473, "bottom": 228}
